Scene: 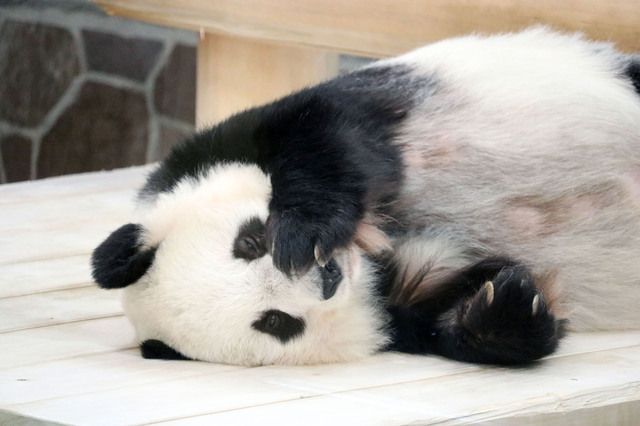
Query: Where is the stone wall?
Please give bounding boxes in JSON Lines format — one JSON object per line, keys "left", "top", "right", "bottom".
{"left": 0, "top": 1, "right": 197, "bottom": 183}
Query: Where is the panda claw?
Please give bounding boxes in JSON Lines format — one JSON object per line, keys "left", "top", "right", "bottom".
{"left": 270, "top": 238, "right": 276, "bottom": 258}
{"left": 482, "top": 281, "right": 494, "bottom": 305}
{"left": 314, "top": 245, "right": 330, "bottom": 268}
{"left": 532, "top": 294, "right": 541, "bottom": 316}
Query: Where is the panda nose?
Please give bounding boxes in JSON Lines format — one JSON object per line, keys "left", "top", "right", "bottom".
{"left": 319, "top": 259, "right": 342, "bottom": 300}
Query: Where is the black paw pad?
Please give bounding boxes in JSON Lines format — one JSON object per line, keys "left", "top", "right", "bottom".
{"left": 462, "top": 266, "right": 564, "bottom": 364}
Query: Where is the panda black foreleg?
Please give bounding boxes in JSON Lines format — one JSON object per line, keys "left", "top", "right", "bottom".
{"left": 386, "top": 258, "right": 566, "bottom": 365}
{"left": 260, "top": 93, "right": 404, "bottom": 277}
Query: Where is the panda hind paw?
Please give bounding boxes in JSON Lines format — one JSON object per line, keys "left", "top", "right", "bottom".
{"left": 458, "top": 265, "right": 565, "bottom": 364}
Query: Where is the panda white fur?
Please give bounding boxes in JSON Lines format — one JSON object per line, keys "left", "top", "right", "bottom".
{"left": 92, "top": 28, "right": 640, "bottom": 366}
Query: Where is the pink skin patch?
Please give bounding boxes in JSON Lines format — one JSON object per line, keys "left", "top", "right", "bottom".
{"left": 401, "top": 134, "right": 465, "bottom": 169}
{"left": 504, "top": 193, "right": 606, "bottom": 239}
{"left": 622, "top": 168, "right": 640, "bottom": 209}
{"left": 504, "top": 206, "right": 545, "bottom": 238}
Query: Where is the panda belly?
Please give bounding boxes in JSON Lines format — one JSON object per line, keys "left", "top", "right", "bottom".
{"left": 389, "top": 105, "right": 640, "bottom": 332}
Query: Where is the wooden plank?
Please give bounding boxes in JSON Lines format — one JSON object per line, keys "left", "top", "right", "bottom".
{"left": 0, "top": 255, "right": 92, "bottom": 298}
{"left": 0, "top": 350, "right": 241, "bottom": 406}
{"left": 484, "top": 400, "right": 640, "bottom": 426}
{"left": 1, "top": 330, "right": 637, "bottom": 417}
{"left": 197, "top": 33, "right": 339, "bottom": 123}
{"left": 1, "top": 311, "right": 637, "bottom": 408}
{"left": 0, "top": 286, "right": 122, "bottom": 333}
{"left": 553, "top": 333, "right": 640, "bottom": 360}
{"left": 0, "top": 188, "right": 137, "bottom": 232}
{"left": 5, "top": 345, "right": 639, "bottom": 425}
{"left": 0, "top": 352, "right": 449, "bottom": 409}
{"left": 548, "top": 331, "right": 640, "bottom": 359}
{"left": 153, "top": 346, "right": 640, "bottom": 425}
{"left": 94, "top": 0, "right": 640, "bottom": 56}
{"left": 0, "top": 165, "right": 149, "bottom": 205}
{"left": 0, "top": 169, "right": 145, "bottom": 266}
{"left": 0, "top": 353, "right": 476, "bottom": 425}
{"left": 0, "top": 218, "right": 132, "bottom": 265}
{"left": 1, "top": 308, "right": 639, "bottom": 423}
{"left": 0, "top": 316, "right": 135, "bottom": 370}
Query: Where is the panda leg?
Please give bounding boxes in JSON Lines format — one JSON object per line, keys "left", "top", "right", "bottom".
{"left": 140, "top": 340, "right": 192, "bottom": 361}
{"left": 386, "top": 258, "right": 566, "bottom": 365}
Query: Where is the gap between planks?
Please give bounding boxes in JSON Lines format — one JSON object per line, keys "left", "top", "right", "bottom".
{"left": 0, "top": 219, "right": 132, "bottom": 265}
{"left": 0, "top": 188, "right": 138, "bottom": 234}
{"left": 0, "top": 282, "right": 94, "bottom": 301}
{"left": 0, "top": 254, "right": 94, "bottom": 297}
{"left": 0, "top": 316, "right": 138, "bottom": 370}
{"left": 0, "top": 251, "right": 92, "bottom": 268}
{"left": 0, "top": 312, "right": 126, "bottom": 335}
{"left": 0, "top": 286, "right": 124, "bottom": 333}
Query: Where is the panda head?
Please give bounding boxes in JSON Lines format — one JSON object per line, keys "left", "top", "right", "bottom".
{"left": 92, "top": 163, "right": 388, "bottom": 365}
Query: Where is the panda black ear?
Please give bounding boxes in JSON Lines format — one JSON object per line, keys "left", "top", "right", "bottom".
{"left": 91, "top": 223, "right": 157, "bottom": 289}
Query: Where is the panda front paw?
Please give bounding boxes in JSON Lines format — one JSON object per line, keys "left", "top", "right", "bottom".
{"left": 455, "top": 265, "right": 565, "bottom": 364}
{"left": 267, "top": 205, "right": 360, "bottom": 277}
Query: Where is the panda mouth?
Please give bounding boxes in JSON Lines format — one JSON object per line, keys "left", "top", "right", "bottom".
{"left": 319, "top": 258, "right": 342, "bottom": 300}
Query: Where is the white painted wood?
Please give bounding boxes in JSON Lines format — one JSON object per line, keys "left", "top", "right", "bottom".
{"left": 0, "top": 188, "right": 137, "bottom": 232}
{"left": 154, "top": 346, "right": 640, "bottom": 426}
{"left": 0, "top": 255, "right": 92, "bottom": 298}
{"left": 4, "top": 346, "right": 639, "bottom": 425}
{"left": 0, "top": 350, "right": 241, "bottom": 406}
{"left": 0, "top": 218, "right": 132, "bottom": 265}
{"left": 548, "top": 331, "right": 640, "bottom": 358}
{"left": 484, "top": 401, "right": 640, "bottom": 426}
{"left": 0, "top": 286, "right": 122, "bottom": 333}
{"left": 0, "top": 353, "right": 474, "bottom": 425}
{"left": 1, "top": 330, "right": 636, "bottom": 406}
{"left": 0, "top": 169, "right": 145, "bottom": 266}
{"left": 0, "top": 165, "right": 151, "bottom": 205}
{"left": 0, "top": 316, "right": 135, "bottom": 370}
{"left": 4, "top": 368, "right": 315, "bottom": 425}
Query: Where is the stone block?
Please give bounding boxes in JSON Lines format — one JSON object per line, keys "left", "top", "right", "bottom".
{"left": 154, "top": 44, "right": 196, "bottom": 123}
{"left": 38, "top": 81, "right": 148, "bottom": 178}
{"left": 154, "top": 123, "right": 191, "bottom": 161}
{"left": 0, "top": 20, "right": 80, "bottom": 127}
{"left": 1, "top": 134, "right": 33, "bottom": 183}
{"left": 82, "top": 30, "right": 164, "bottom": 83}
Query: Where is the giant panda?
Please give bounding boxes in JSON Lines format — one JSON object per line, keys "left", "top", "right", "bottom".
{"left": 92, "top": 28, "right": 640, "bottom": 367}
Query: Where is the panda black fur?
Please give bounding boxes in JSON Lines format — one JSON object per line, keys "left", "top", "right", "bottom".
{"left": 92, "top": 28, "right": 640, "bottom": 366}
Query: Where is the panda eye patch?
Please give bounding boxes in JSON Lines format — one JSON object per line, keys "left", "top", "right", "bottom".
{"left": 252, "top": 309, "right": 306, "bottom": 343}
{"left": 233, "top": 216, "right": 267, "bottom": 261}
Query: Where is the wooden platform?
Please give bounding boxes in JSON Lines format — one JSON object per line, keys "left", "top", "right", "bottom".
{"left": 1, "top": 167, "right": 639, "bottom": 425}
